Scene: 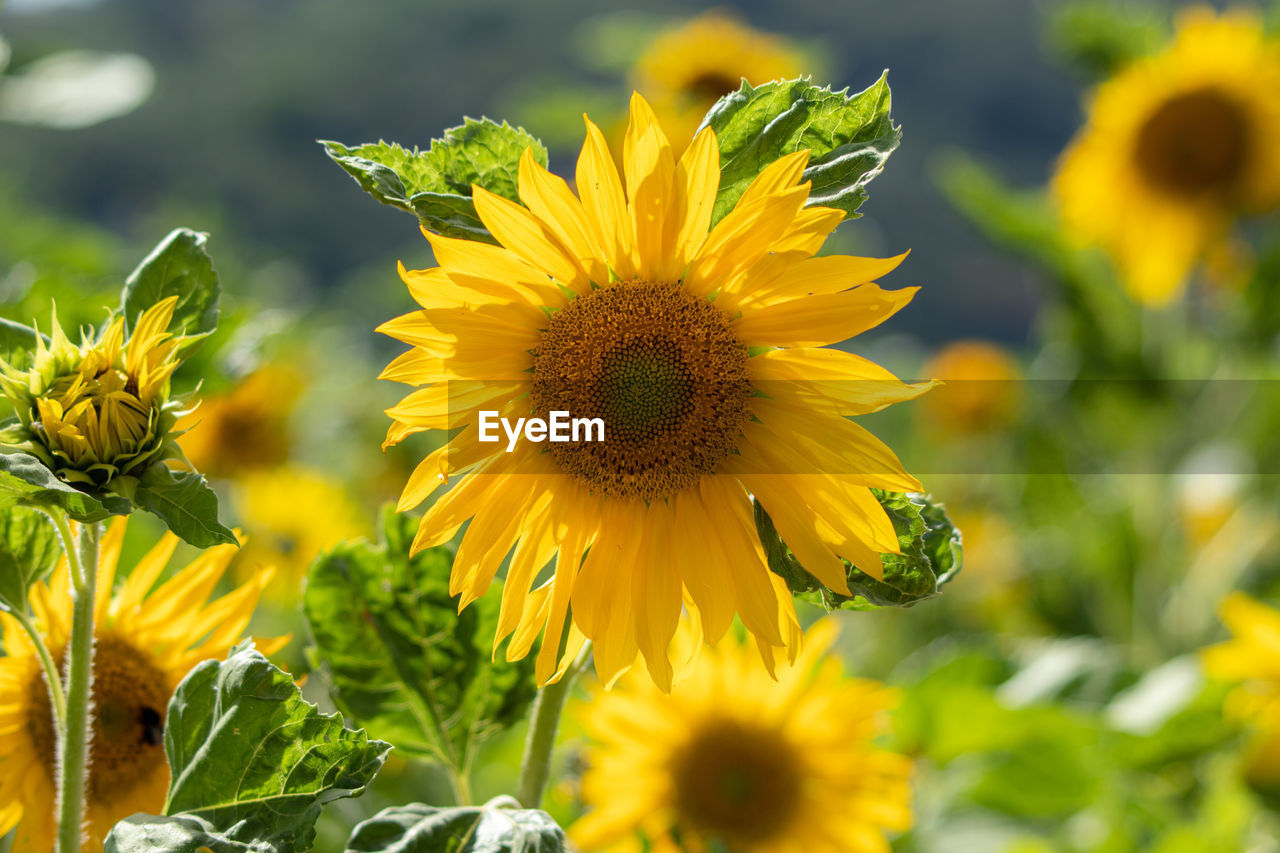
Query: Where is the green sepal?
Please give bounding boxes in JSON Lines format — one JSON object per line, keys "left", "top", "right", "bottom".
{"left": 303, "top": 505, "right": 537, "bottom": 773}
{"left": 701, "top": 73, "right": 900, "bottom": 225}
{"left": 0, "top": 450, "right": 130, "bottom": 522}
{"left": 754, "top": 490, "right": 962, "bottom": 610}
{"left": 121, "top": 228, "right": 221, "bottom": 344}
{"left": 0, "top": 317, "right": 47, "bottom": 373}
{"left": 103, "top": 643, "right": 390, "bottom": 853}
{"left": 321, "top": 118, "right": 549, "bottom": 244}
{"left": 345, "top": 800, "right": 567, "bottom": 853}
{"left": 0, "top": 505, "right": 60, "bottom": 614}
{"left": 131, "top": 465, "right": 237, "bottom": 548}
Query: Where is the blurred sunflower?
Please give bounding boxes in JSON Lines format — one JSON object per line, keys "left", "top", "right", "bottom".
{"left": 632, "top": 10, "right": 806, "bottom": 150}
{"left": 916, "top": 339, "right": 1021, "bottom": 436}
{"left": 231, "top": 465, "right": 367, "bottom": 601}
{"left": 0, "top": 517, "right": 285, "bottom": 851}
{"left": 178, "top": 364, "right": 303, "bottom": 478}
{"left": 1054, "top": 7, "right": 1280, "bottom": 305}
{"left": 380, "top": 93, "right": 930, "bottom": 691}
{"left": 570, "top": 619, "right": 912, "bottom": 853}
{"left": 1203, "top": 593, "right": 1280, "bottom": 784}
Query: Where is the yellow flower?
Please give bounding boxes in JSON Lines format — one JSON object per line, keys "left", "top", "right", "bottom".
{"left": 1053, "top": 7, "right": 1280, "bottom": 305}
{"left": 917, "top": 339, "right": 1021, "bottom": 436}
{"left": 178, "top": 365, "right": 303, "bottom": 478}
{"left": 633, "top": 10, "right": 806, "bottom": 150}
{"left": 231, "top": 465, "right": 368, "bottom": 601}
{"left": 0, "top": 517, "right": 286, "bottom": 851}
{"left": 1202, "top": 593, "right": 1280, "bottom": 784}
{"left": 570, "top": 619, "right": 913, "bottom": 853}
{"left": 0, "top": 298, "right": 188, "bottom": 489}
{"left": 380, "top": 93, "right": 930, "bottom": 691}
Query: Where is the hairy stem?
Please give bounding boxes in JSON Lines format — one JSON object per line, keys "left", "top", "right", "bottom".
{"left": 515, "top": 643, "right": 591, "bottom": 809}
{"left": 54, "top": 518, "right": 99, "bottom": 853}
{"left": 12, "top": 609, "right": 66, "bottom": 729}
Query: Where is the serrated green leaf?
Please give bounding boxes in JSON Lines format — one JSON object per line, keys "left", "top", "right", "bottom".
{"left": 346, "top": 802, "right": 566, "bottom": 853}
{"left": 0, "top": 505, "right": 59, "bottom": 613}
{"left": 755, "top": 491, "right": 962, "bottom": 610}
{"left": 304, "top": 506, "right": 537, "bottom": 772}
{"left": 0, "top": 317, "right": 46, "bottom": 372}
{"left": 106, "top": 814, "right": 274, "bottom": 853}
{"left": 151, "top": 644, "right": 389, "bottom": 853}
{"left": 701, "top": 73, "right": 900, "bottom": 224}
{"left": 121, "top": 228, "right": 221, "bottom": 342}
{"left": 132, "top": 467, "right": 236, "bottom": 548}
{"left": 0, "top": 451, "right": 128, "bottom": 521}
{"left": 321, "top": 119, "right": 548, "bottom": 243}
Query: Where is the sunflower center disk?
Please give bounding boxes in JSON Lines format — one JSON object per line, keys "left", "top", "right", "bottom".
{"left": 686, "top": 71, "right": 743, "bottom": 103}
{"left": 29, "top": 634, "right": 170, "bottom": 796}
{"left": 670, "top": 718, "right": 805, "bottom": 842}
{"left": 1134, "top": 88, "right": 1251, "bottom": 196}
{"left": 531, "top": 281, "right": 752, "bottom": 502}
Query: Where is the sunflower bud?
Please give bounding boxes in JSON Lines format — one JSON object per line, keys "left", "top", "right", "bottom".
{"left": 0, "top": 297, "right": 188, "bottom": 491}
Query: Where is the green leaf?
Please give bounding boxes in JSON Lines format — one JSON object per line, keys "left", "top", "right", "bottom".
{"left": 1048, "top": 1, "right": 1167, "bottom": 80}
{"left": 304, "top": 506, "right": 537, "bottom": 772}
{"left": 106, "top": 815, "right": 273, "bottom": 853}
{"left": 0, "top": 505, "right": 59, "bottom": 613}
{"left": 127, "top": 644, "right": 389, "bottom": 853}
{"left": 0, "top": 451, "right": 129, "bottom": 521}
{"left": 701, "top": 73, "right": 900, "bottom": 225}
{"left": 0, "top": 317, "right": 46, "bottom": 371}
{"left": 321, "top": 119, "right": 549, "bottom": 243}
{"left": 346, "top": 801, "right": 567, "bottom": 853}
{"left": 132, "top": 467, "right": 236, "bottom": 548}
{"left": 121, "top": 228, "right": 221, "bottom": 341}
{"left": 755, "top": 490, "right": 962, "bottom": 610}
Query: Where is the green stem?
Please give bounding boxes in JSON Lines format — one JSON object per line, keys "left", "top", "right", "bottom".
{"left": 54, "top": 519, "right": 99, "bottom": 853}
{"left": 12, "top": 609, "right": 66, "bottom": 729}
{"left": 515, "top": 643, "right": 591, "bottom": 809}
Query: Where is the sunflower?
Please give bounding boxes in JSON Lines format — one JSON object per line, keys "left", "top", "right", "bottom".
{"left": 570, "top": 619, "right": 913, "bottom": 853}
{"left": 916, "top": 339, "right": 1021, "bottom": 436}
{"left": 0, "top": 517, "right": 285, "bottom": 851}
{"left": 1202, "top": 593, "right": 1280, "bottom": 784}
{"left": 1053, "top": 7, "right": 1280, "bottom": 305}
{"left": 230, "top": 465, "right": 367, "bottom": 601}
{"left": 380, "top": 93, "right": 930, "bottom": 690}
{"left": 178, "top": 365, "right": 303, "bottom": 478}
{"left": 632, "top": 10, "right": 806, "bottom": 152}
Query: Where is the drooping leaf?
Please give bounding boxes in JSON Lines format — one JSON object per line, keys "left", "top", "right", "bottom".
{"left": 304, "top": 506, "right": 537, "bottom": 772}
{"left": 321, "top": 119, "right": 548, "bottom": 243}
{"left": 701, "top": 73, "right": 900, "bottom": 224}
{"left": 105, "top": 644, "right": 390, "bottom": 853}
{"left": 0, "top": 504, "right": 59, "bottom": 613}
{"left": 121, "top": 228, "right": 221, "bottom": 342}
{"left": 345, "top": 801, "right": 567, "bottom": 853}
{"left": 132, "top": 467, "right": 236, "bottom": 548}
{"left": 106, "top": 815, "right": 273, "bottom": 853}
{"left": 0, "top": 451, "right": 128, "bottom": 521}
{"left": 755, "top": 490, "right": 962, "bottom": 610}
{"left": 0, "top": 317, "right": 46, "bottom": 371}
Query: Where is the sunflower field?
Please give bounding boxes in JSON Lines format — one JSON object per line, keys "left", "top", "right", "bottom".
{"left": 1, "top": 1, "right": 1279, "bottom": 852}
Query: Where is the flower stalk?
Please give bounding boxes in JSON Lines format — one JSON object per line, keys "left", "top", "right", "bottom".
{"left": 516, "top": 643, "right": 591, "bottom": 809}
{"left": 53, "top": 515, "right": 100, "bottom": 853}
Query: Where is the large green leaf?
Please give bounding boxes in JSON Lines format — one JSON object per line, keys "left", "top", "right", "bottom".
{"left": 107, "top": 644, "right": 390, "bottom": 853}
{"left": 321, "top": 119, "right": 548, "bottom": 243}
{"left": 346, "top": 801, "right": 566, "bottom": 853}
{"left": 121, "top": 228, "right": 221, "bottom": 342}
{"left": 0, "top": 504, "right": 59, "bottom": 614}
{"left": 132, "top": 466, "right": 236, "bottom": 548}
{"left": 0, "top": 451, "right": 129, "bottom": 521}
{"left": 701, "top": 74, "right": 900, "bottom": 224}
{"left": 755, "top": 490, "right": 962, "bottom": 610}
{"left": 304, "top": 506, "right": 537, "bottom": 772}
